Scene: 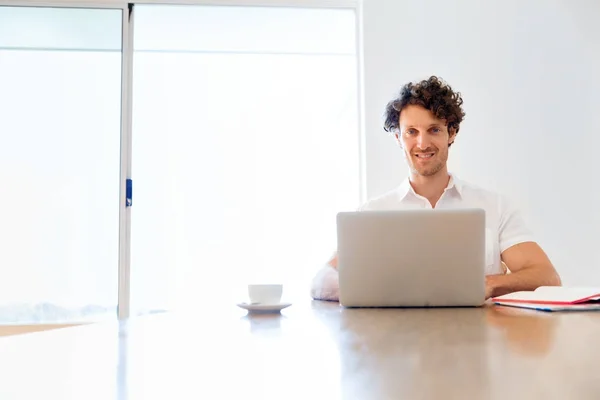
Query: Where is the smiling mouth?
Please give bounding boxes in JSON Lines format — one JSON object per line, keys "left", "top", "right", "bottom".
{"left": 414, "top": 152, "right": 435, "bottom": 159}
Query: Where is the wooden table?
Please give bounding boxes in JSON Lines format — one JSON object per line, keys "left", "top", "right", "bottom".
{"left": 0, "top": 300, "right": 599, "bottom": 400}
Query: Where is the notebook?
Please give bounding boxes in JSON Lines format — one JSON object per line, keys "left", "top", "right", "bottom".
{"left": 492, "top": 287, "right": 600, "bottom": 312}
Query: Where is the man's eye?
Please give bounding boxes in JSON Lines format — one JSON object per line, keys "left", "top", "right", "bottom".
{"left": 431, "top": 127, "right": 441, "bottom": 133}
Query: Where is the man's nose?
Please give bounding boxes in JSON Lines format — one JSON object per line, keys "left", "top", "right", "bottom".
{"left": 416, "top": 133, "right": 430, "bottom": 149}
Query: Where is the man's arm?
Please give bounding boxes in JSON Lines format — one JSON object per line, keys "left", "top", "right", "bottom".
{"left": 310, "top": 252, "right": 340, "bottom": 301}
{"left": 486, "top": 241, "right": 561, "bottom": 298}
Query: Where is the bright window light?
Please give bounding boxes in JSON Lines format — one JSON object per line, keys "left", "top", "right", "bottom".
{"left": 130, "top": 4, "right": 360, "bottom": 312}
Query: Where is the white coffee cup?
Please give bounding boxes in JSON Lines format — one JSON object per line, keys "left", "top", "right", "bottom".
{"left": 248, "top": 284, "right": 283, "bottom": 304}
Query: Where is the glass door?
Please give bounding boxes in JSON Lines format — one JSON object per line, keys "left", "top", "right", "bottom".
{"left": 0, "top": 6, "right": 123, "bottom": 323}
{"left": 130, "top": 4, "right": 360, "bottom": 313}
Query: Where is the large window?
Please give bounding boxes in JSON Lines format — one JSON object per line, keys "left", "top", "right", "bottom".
{"left": 130, "top": 5, "right": 360, "bottom": 313}
{"left": 0, "top": 6, "right": 122, "bottom": 322}
{"left": 0, "top": 3, "right": 360, "bottom": 321}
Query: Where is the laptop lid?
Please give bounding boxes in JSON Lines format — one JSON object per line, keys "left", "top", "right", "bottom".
{"left": 336, "top": 208, "right": 486, "bottom": 307}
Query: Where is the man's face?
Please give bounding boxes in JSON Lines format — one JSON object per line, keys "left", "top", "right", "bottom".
{"left": 395, "top": 105, "right": 455, "bottom": 177}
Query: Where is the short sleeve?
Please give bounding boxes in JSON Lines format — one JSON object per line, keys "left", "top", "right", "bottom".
{"left": 498, "top": 196, "right": 536, "bottom": 253}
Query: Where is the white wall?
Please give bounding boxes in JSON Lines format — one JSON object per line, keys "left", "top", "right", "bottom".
{"left": 361, "top": 0, "right": 600, "bottom": 286}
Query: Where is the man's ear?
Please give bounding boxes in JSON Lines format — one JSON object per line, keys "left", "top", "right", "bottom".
{"left": 394, "top": 132, "right": 403, "bottom": 148}
{"left": 448, "top": 128, "right": 457, "bottom": 145}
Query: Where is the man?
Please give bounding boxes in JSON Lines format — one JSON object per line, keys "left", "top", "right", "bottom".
{"left": 311, "top": 76, "right": 561, "bottom": 302}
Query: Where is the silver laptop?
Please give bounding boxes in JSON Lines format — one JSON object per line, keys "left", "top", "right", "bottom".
{"left": 336, "top": 208, "right": 486, "bottom": 307}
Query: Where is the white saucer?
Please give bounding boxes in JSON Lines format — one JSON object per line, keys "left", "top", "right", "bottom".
{"left": 236, "top": 302, "right": 292, "bottom": 313}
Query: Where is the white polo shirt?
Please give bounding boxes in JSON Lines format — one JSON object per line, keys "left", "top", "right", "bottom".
{"left": 358, "top": 174, "right": 535, "bottom": 275}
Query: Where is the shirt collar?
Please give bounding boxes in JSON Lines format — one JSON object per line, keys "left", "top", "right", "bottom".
{"left": 397, "top": 173, "right": 463, "bottom": 201}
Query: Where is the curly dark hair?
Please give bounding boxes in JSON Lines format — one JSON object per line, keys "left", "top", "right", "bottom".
{"left": 383, "top": 76, "right": 466, "bottom": 139}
